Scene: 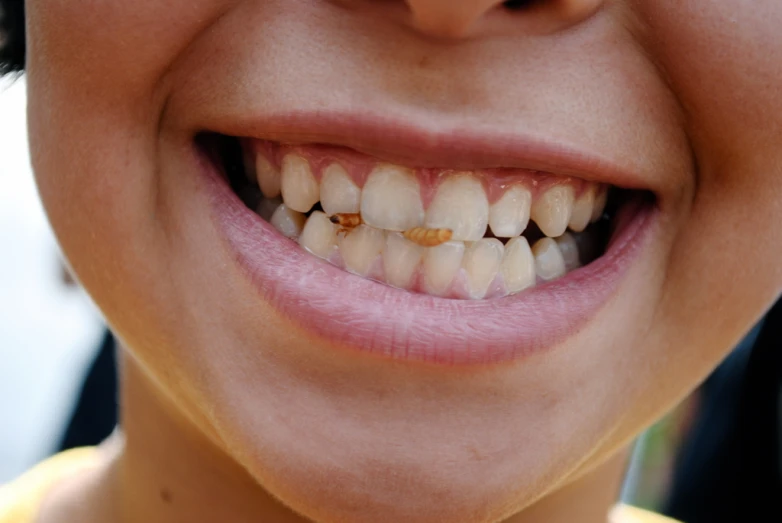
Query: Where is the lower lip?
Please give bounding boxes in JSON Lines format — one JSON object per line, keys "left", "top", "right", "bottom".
{"left": 200, "top": 150, "right": 656, "bottom": 366}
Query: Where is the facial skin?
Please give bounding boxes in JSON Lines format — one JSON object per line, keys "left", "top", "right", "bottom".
{"left": 24, "top": 1, "right": 782, "bottom": 522}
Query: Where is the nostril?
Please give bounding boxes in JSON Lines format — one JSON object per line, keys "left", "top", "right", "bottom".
{"left": 502, "top": 0, "right": 540, "bottom": 10}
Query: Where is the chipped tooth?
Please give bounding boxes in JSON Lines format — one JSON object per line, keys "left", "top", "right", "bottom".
{"left": 591, "top": 186, "right": 608, "bottom": 223}
{"left": 256, "top": 155, "right": 281, "bottom": 199}
{"left": 338, "top": 224, "right": 385, "bottom": 277}
{"left": 532, "top": 237, "right": 567, "bottom": 281}
{"left": 531, "top": 185, "right": 575, "bottom": 238}
{"left": 568, "top": 186, "right": 595, "bottom": 233}
{"left": 425, "top": 174, "right": 489, "bottom": 241}
{"left": 462, "top": 239, "right": 504, "bottom": 299}
{"left": 500, "top": 237, "right": 536, "bottom": 294}
{"left": 555, "top": 233, "right": 581, "bottom": 271}
{"left": 360, "top": 164, "right": 424, "bottom": 231}
{"left": 321, "top": 163, "right": 361, "bottom": 215}
{"left": 423, "top": 241, "right": 465, "bottom": 296}
{"left": 383, "top": 232, "right": 424, "bottom": 289}
{"left": 281, "top": 154, "right": 319, "bottom": 213}
{"left": 270, "top": 204, "right": 306, "bottom": 239}
{"left": 256, "top": 197, "right": 282, "bottom": 222}
{"left": 489, "top": 185, "right": 532, "bottom": 238}
{"left": 299, "top": 211, "right": 338, "bottom": 259}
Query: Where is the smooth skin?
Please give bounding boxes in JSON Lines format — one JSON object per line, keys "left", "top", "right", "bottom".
{"left": 24, "top": 1, "right": 782, "bottom": 522}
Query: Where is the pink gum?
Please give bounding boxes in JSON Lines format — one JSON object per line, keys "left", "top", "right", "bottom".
{"left": 248, "top": 140, "right": 603, "bottom": 208}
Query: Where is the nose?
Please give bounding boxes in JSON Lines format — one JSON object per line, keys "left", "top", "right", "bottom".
{"left": 405, "top": 0, "right": 605, "bottom": 39}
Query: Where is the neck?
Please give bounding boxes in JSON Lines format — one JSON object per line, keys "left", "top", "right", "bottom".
{"left": 58, "top": 349, "right": 629, "bottom": 523}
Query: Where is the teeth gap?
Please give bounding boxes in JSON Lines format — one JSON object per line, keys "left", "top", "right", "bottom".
{"left": 207, "top": 134, "right": 625, "bottom": 300}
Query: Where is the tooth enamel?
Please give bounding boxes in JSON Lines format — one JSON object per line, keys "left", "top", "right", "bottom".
{"left": 299, "top": 211, "right": 338, "bottom": 259}
{"left": 256, "top": 197, "right": 282, "bottom": 222}
{"left": 270, "top": 204, "right": 306, "bottom": 239}
{"left": 360, "top": 164, "right": 424, "bottom": 231}
{"left": 500, "top": 237, "right": 536, "bottom": 294}
{"left": 423, "top": 241, "right": 465, "bottom": 296}
{"left": 383, "top": 232, "right": 424, "bottom": 289}
{"left": 555, "top": 233, "right": 581, "bottom": 271}
{"left": 321, "top": 163, "right": 361, "bottom": 215}
{"left": 591, "top": 186, "right": 608, "bottom": 223}
{"left": 568, "top": 186, "right": 595, "bottom": 233}
{"left": 531, "top": 185, "right": 575, "bottom": 238}
{"left": 532, "top": 237, "right": 567, "bottom": 281}
{"left": 256, "top": 155, "right": 281, "bottom": 199}
{"left": 489, "top": 185, "right": 532, "bottom": 238}
{"left": 425, "top": 175, "right": 489, "bottom": 241}
{"left": 281, "top": 154, "right": 319, "bottom": 213}
{"left": 338, "top": 225, "right": 385, "bottom": 276}
{"left": 462, "top": 239, "right": 504, "bottom": 299}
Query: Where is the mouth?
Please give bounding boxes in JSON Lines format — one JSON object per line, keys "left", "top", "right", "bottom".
{"left": 196, "top": 125, "right": 656, "bottom": 364}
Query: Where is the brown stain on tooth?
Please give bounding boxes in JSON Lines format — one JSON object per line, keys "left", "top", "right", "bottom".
{"left": 403, "top": 227, "right": 454, "bottom": 247}
{"left": 330, "top": 213, "right": 363, "bottom": 236}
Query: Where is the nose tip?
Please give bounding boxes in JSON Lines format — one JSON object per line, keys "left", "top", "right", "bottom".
{"left": 405, "top": 0, "right": 606, "bottom": 40}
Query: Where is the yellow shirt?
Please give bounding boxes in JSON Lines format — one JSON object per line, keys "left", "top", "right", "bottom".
{"left": 0, "top": 449, "right": 680, "bottom": 523}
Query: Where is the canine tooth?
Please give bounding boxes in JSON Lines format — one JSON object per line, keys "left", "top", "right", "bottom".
{"left": 568, "top": 186, "right": 595, "bottom": 233}
{"left": 299, "top": 211, "right": 338, "bottom": 259}
{"left": 425, "top": 175, "right": 489, "bottom": 241}
{"left": 256, "top": 155, "right": 281, "bottom": 199}
{"left": 591, "top": 186, "right": 608, "bottom": 223}
{"left": 321, "top": 163, "right": 361, "bottom": 215}
{"left": 462, "top": 239, "right": 504, "bottom": 299}
{"left": 361, "top": 164, "right": 424, "bottom": 231}
{"left": 270, "top": 204, "right": 306, "bottom": 239}
{"left": 500, "top": 237, "right": 536, "bottom": 294}
{"left": 531, "top": 185, "right": 575, "bottom": 238}
{"left": 339, "top": 225, "right": 385, "bottom": 276}
{"left": 423, "top": 241, "right": 465, "bottom": 296}
{"left": 383, "top": 232, "right": 424, "bottom": 289}
{"left": 555, "top": 233, "right": 581, "bottom": 271}
{"left": 489, "top": 185, "right": 532, "bottom": 238}
{"left": 532, "top": 238, "right": 567, "bottom": 281}
{"left": 281, "top": 154, "right": 319, "bottom": 213}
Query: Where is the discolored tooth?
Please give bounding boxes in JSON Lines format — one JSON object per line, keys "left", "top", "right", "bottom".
{"left": 281, "top": 154, "right": 319, "bottom": 213}
{"left": 532, "top": 237, "right": 567, "bottom": 281}
{"left": 500, "top": 237, "right": 536, "bottom": 294}
{"left": 425, "top": 175, "right": 489, "bottom": 241}
{"left": 256, "top": 197, "right": 282, "bottom": 222}
{"left": 423, "top": 241, "right": 465, "bottom": 296}
{"left": 462, "top": 239, "right": 504, "bottom": 299}
{"left": 568, "top": 186, "right": 595, "bottom": 233}
{"left": 361, "top": 164, "right": 424, "bottom": 231}
{"left": 531, "top": 185, "right": 575, "bottom": 238}
{"left": 270, "top": 204, "right": 306, "bottom": 239}
{"left": 338, "top": 224, "right": 385, "bottom": 277}
{"left": 489, "top": 185, "right": 532, "bottom": 238}
{"left": 383, "top": 232, "right": 424, "bottom": 289}
{"left": 591, "top": 186, "right": 608, "bottom": 223}
{"left": 299, "top": 211, "right": 338, "bottom": 259}
{"left": 256, "top": 155, "right": 281, "bottom": 199}
{"left": 321, "top": 163, "right": 361, "bottom": 216}
{"left": 555, "top": 233, "right": 581, "bottom": 271}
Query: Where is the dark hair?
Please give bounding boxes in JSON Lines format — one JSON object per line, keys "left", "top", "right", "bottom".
{"left": 0, "top": 0, "right": 25, "bottom": 75}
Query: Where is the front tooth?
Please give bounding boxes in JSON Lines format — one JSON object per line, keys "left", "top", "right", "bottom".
{"left": 383, "top": 232, "right": 424, "bottom": 289}
{"left": 321, "top": 163, "right": 361, "bottom": 215}
{"left": 425, "top": 174, "right": 489, "bottom": 241}
{"left": 423, "top": 241, "right": 465, "bottom": 296}
{"left": 591, "top": 186, "right": 608, "bottom": 223}
{"left": 489, "top": 185, "right": 532, "bottom": 238}
{"left": 281, "top": 154, "right": 319, "bottom": 213}
{"left": 531, "top": 185, "right": 575, "bottom": 237}
{"left": 360, "top": 164, "right": 424, "bottom": 231}
{"left": 568, "top": 186, "right": 595, "bottom": 233}
{"left": 339, "top": 225, "right": 385, "bottom": 276}
{"left": 462, "top": 239, "right": 504, "bottom": 299}
{"left": 532, "top": 238, "right": 567, "bottom": 281}
{"left": 299, "top": 211, "right": 338, "bottom": 259}
{"left": 256, "top": 155, "right": 281, "bottom": 199}
{"left": 270, "top": 204, "right": 306, "bottom": 239}
{"left": 500, "top": 237, "right": 536, "bottom": 294}
{"left": 555, "top": 233, "right": 581, "bottom": 271}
